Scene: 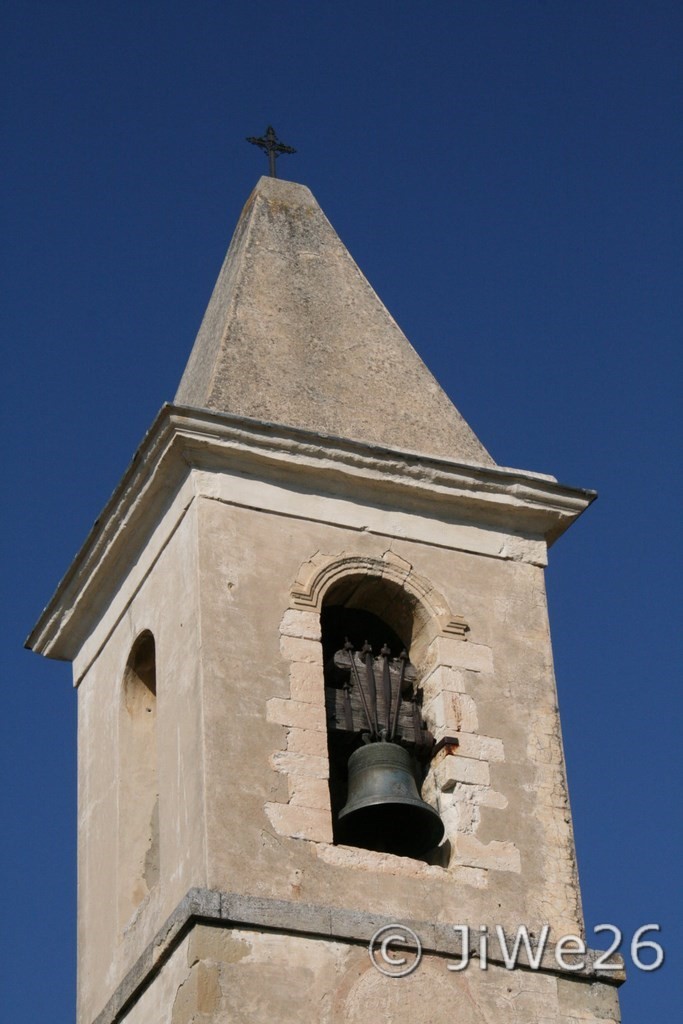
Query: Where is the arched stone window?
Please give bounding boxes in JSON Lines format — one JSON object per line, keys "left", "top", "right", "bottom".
{"left": 118, "top": 631, "right": 159, "bottom": 926}
{"left": 320, "top": 575, "right": 439, "bottom": 854}
{"left": 269, "top": 551, "right": 517, "bottom": 882}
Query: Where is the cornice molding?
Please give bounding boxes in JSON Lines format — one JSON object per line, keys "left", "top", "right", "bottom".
{"left": 26, "top": 405, "right": 595, "bottom": 662}
{"left": 91, "top": 887, "right": 623, "bottom": 1024}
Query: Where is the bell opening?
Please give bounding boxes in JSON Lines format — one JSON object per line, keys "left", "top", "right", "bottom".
{"left": 322, "top": 577, "right": 443, "bottom": 860}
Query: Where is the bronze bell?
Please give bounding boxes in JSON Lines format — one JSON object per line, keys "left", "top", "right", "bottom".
{"left": 337, "top": 742, "right": 444, "bottom": 857}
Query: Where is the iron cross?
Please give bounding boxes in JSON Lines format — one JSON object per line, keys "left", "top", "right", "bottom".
{"left": 246, "top": 125, "right": 296, "bottom": 178}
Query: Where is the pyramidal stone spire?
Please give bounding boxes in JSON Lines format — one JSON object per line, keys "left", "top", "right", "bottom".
{"left": 176, "top": 176, "right": 494, "bottom": 465}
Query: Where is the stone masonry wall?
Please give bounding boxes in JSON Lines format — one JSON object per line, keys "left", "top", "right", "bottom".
{"left": 122, "top": 922, "right": 621, "bottom": 1024}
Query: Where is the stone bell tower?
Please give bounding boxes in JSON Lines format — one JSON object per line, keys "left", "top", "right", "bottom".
{"left": 27, "top": 176, "right": 622, "bottom": 1023}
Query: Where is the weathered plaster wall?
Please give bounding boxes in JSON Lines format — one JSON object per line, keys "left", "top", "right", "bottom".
{"left": 122, "top": 923, "right": 620, "bottom": 1024}
{"left": 73, "top": 453, "right": 591, "bottom": 1023}
{"left": 77, "top": 501, "right": 206, "bottom": 1024}
{"left": 195, "top": 482, "right": 582, "bottom": 941}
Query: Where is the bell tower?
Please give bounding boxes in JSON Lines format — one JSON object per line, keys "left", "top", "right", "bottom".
{"left": 27, "top": 176, "right": 622, "bottom": 1024}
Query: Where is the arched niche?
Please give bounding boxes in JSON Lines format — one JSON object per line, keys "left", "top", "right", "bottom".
{"left": 118, "top": 630, "right": 159, "bottom": 926}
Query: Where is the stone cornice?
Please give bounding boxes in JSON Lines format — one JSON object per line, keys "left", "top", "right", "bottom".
{"left": 91, "top": 887, "right": 623, "bottom": 1024}
{"left": 26, "top": 404, "right": 595, "bottom": 662}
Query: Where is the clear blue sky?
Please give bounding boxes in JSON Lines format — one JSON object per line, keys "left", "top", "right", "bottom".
{"left": 2, "top": 1, "right": 680, "bottom": 1019}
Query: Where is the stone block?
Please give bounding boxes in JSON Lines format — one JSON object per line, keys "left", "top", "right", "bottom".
{"left": 288, "top": 774, "right": 331, "bottom": 810}
{"left": 183, "top": 887, "right": 222, "bottom": 919}
{"left": 220, "top": 893, "right": 332, "bottom": 936}
{"left": 499, "top": 534, "right": 548, "bottom": 566}
{"left": 329, "top": 907, "right": 407, "bottom": 944}
{"left": 428, "top": 636, "right": 494, "bottom": 673}
{"left": 435, "top": 754, "right": 490, "bottom": 789}
{"left": 279, "top": 635, "right": 323, "bottom": 665}
{"left": 454, "top": 731, "right": 505, "bottom": 762}
{"left": 288, "top": 661, "right": 324, "bottom": 703}
{"left": 421, "top": 664, "right": 466, "bottom": 699}
{"left": 271, "top": 750, "right": 329, "bottom": 778}
{"left": 425, "top": 691, "right": 479, "bottom": 734}
{"left": 286, "top": 727, "right": 328, "bottom": 757}
{"left": 265, "top": 802, "right": 333, "bottom": 842}
{"left": 440, "top": 797, "right": 479, "bottom": 836}
{"left": 266, "top": 697, "right": 326, "bottom": 732}
{"left": 279, "top": 609, "right": 321, "bottom": 641}
{"left": 313, "top": 841, "right": 444, "bottom": 879}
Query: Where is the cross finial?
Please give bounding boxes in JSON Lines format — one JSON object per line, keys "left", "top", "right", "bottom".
{"left": 246, "top": 125, "right": 296, "bottom": 178}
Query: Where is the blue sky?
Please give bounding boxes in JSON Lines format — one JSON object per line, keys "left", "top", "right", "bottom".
{"left": 2, "top": 1, "right": 681, "bottom": 1019}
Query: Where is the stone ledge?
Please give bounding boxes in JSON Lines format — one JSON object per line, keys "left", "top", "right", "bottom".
{"left": 92, "top": 888, "right": 220, "bottom": 1024}
{"left": 28, "top": 405, "right": 595, "bottom": 663}
{"left": 91, "top": 887, "right": 625, "bottom": 1024}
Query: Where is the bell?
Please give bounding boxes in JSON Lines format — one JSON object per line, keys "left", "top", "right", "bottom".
{"left": 337, "top": 742, "right": 444, "bottom": 857}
